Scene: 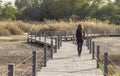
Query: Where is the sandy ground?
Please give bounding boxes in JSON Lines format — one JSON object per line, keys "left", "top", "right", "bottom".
{"left": 0, "top": 33, "right": 27, "bottom": 41}
{"left": 93, "top": 37, "right": 120, "bottom": 53}
{"left": 0, "top": 41, "right": 51, "bottom": 76}
{"left": 93, "top": 37, "right": 120, "bottom": 67}
{"left": 0, "top": 34, "right": 53, "bottom": 76}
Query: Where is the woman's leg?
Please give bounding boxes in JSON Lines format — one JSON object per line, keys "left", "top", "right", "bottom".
{"left": 79, "top": 40, "right": 83, "bottom": 56}
{"left": 77, "top": 40, "right": 80, "bottom": 56}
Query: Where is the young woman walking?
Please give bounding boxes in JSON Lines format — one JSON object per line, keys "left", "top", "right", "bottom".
{"left": 76, "top": 24, "right": 84, "bottom": 57}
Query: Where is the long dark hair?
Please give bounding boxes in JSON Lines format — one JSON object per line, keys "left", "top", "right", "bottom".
{"left": 77, "top": 24, "right": 83, "bottom": 33}
{"left": 77, "top": 24, "right": 83, "bottom": 35}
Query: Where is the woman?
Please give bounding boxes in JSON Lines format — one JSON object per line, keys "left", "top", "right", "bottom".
{"left": 76, "top": 24, "right": 84, "bottom": 57}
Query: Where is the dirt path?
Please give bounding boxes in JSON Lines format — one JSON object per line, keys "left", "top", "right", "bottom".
{"left": 0, "top": 34, "right": 27, "bottom": 41}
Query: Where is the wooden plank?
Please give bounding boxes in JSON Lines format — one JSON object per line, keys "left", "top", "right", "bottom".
{"left": 29, "top": 37, "right": 56, "bottom": 46}
{"left": 28, "top": 34, "right": 102, "bottom": 42}
{"left": 37, "top": 42, "right": 103, "bottom": 76}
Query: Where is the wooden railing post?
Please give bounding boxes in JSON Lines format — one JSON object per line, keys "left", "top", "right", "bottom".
{"left": 41, "top": 31, "right": 42, "bottom": 37}
{"left": 39, "top": 32, "right": 41, "bottom": 41}
{"left": 64, "top": 32, "right": 67, "bottom": 41}
{"left": 51, "top": 31, "right": 53, "bottom": 59}
{"left": 27, "top": 32, "right": 29, "bottom": 42}
{"left": 32, "top": 51, "right": 36, "bottom": 76}
{"left": 88, "top": 37, "right": 90, "bottom": 50}
{"left": 44, "top": 44, "right": 47, "bottom": 67}
{"left": 72, "top": 34, "right": 75, "bottom": 44}
{"left": 104, "top": 52, "right": 108, "bottom": 76}
{"left": 96, "top": 46, "right": 100, "bottom": 68}
{"left": 46, "top": 31, "right": 48, "bottom": 38}
{"left": 89, "top": 37, "right": 92, "bottom": 54}
{"left": 35, "top": 32, "right": 37, "bottom": 42}
{"left": 58, "top": 33, "right": 60, "bottom": 49}
{"left": 55, "top": 38, "right": 58, "bottom": 53}
{"left": 44, "top": 31, "right": 46, "bottom": 43}
{"left": 86, "top": 37, "right": 88, "bottom": 47}
{"left": 8, "top": 64, "right": 14, "bottom": 76}
{"left": 51, "top": 31, "right": 53, "bottom": 41}
{"left": 31, "top": 32, "right": 33, "bottom": 42}
{"left": 92, "top": 41, "right": 95, "bottom": 59}
{"left": 60, "top": 34, "right": 62, "bottom": 47}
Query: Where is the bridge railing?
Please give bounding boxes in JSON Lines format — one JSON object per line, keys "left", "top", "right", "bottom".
{"left": 2, "top": 31, "right": 119, "bottom": 76}
{"left": 2, "top": 51, "right": 36, "bottom": 76}
{"left": 2, "top": 31, "right": 63, "bottom": 76}
{"left": 85, "top": 37, "right": 120, "bottom": 76}
{"left": 28, "top": 31, "right": 120, "bottom": 76}
{"left": 1, "top": 43, "right": 56, "bottom": 76}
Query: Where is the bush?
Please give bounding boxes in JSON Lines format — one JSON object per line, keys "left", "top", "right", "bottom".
{"left": 0, "top": 27, "right": 11, "bottom": 36}
{"left": 16, "top": 21, "right": 31, "bottom": 32}
{"left": 0, "top": 20, "right": 120, "bottom": 36}
{"left": 5, "top": 23, "right": 23, "bottom": 35}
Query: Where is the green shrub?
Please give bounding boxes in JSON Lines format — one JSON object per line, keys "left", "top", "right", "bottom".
{"left": 108, "top": 65, "right": 116, "bottom": 76}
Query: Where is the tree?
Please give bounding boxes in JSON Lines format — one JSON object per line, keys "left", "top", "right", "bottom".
{"left": 23, "top": 5, "right": 41, "bottom": 20}
{"left": 115, "top": 0, "right": 120, "bottom": 6}
{"left": 14, "top": 0, "right": 120, "bottom": 24}
{"left": 0, "top": 7, "right": 2, "bottom": 19}
{"left": 0, "top": 0, "right": 2, "bottom": 5}
{"left": 76, "top": 3, "right": 92, "bottom": 20}
{"left": 2, "top": 3, "right": 16, "bottom": 20}
{"left": 15, "top": 0, "right": 30, "bottom": 10}
{"left": 15, "top": 0, "right": 89, "bottom": 20}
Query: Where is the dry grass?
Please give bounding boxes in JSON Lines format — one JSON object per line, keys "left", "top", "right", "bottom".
{"left": 0, "top": 20, "right": 120, "bottom": 36}
{"left": 0, "top": 21, "right": 32, "bottom": 36}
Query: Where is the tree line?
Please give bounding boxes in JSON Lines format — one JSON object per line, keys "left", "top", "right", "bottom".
{"left": 0, "top": 0, "right": 120, "bottom": 25}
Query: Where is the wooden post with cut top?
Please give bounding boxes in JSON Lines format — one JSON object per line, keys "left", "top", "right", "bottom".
{"left": 96, "top": 46, "right": 100, "bottom": 68}
{"left": 8, "top": 64, "right": 14, "bottom": 76}
{"left": 104, "top": 52, "right": 108, "bottom": 76}
{"left": 55, "top": 38, "right": 58, "bottom": 53}
{"left": 89, "top": 37, "right": 92, "bottom": 54}
{"left": 44, "top": 31, "right": 46, "bottom": 43}
{"left": 92, "top": 41, "right": 95, "bottom": 59}
{"left": 44, "top": 44, "right": 47, "bottom": 67}
{"left": 51, "top": 31, "right": 53, "bottom": 59}
{"left": 32, "top": 51, "right": 37, "bottom": 76}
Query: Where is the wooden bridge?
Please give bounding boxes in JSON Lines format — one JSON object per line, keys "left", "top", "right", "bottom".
{"left": 37, "top": 41, "right": 103, "bottom": 76}
{"left": 27, "top": 31, "right": 104, "bottom": 76}
{"left": 3, "top": 31, "right": 120, "bottom": 76}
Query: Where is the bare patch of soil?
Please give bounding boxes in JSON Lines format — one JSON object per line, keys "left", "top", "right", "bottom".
{"left": 0, "top": 42, "right": 50, "bottom": 76}
{"left": 0, "top": 34, "right": 27, "bottom": 42}
{"left": 93, "top": 37, "right": 120, "bottom": 67}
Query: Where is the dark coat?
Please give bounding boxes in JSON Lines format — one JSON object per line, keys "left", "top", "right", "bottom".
{"left": 76, "top": 29, "right": 83, "bottom": 39}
